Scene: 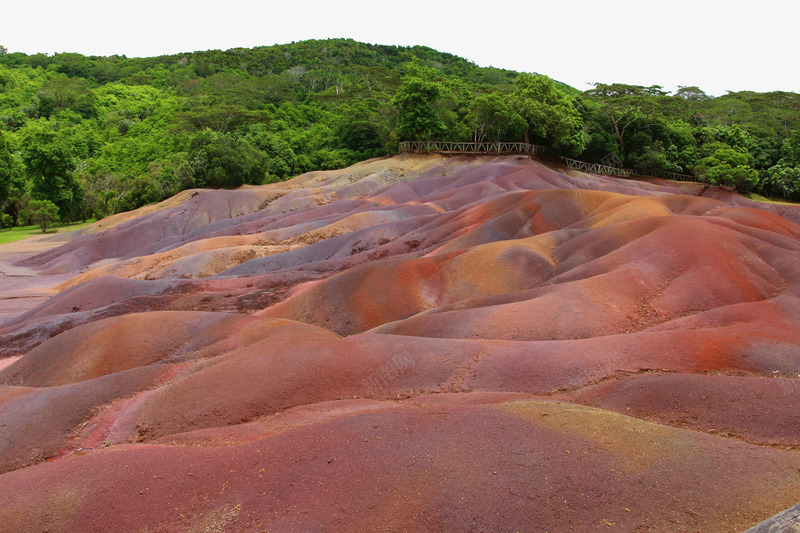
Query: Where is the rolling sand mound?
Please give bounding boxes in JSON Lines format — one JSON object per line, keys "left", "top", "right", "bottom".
{"left": 1, "top": 153, "right": 800, "bottom": 531}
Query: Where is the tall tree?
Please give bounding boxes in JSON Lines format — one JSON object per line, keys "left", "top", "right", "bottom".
{"left": 585, "top": 83, "right": 657, "bottom": 158}
{"left": 188, "top": 130, "right": 267, "bottom": 188}
{"left": 466, "top": 93, "right": 525, "bottom": 143}
{"left": 675, "top": 86, "right": 709, "bottom": 102}
{"left": 19, "top": 123, "right": 82, "bottom": 218}
{"left": 511, "top": 73, "right": 584, "bottom": 154}
{"left": 392, "top": 63, "right": 446, "bottom": 142}
{"left": 0, "top": 131, "right": 15, "bottom": 208}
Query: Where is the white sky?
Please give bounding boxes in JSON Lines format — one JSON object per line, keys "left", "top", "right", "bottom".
{"left": 2, "top": 0, "right": 797, "bottom": 97}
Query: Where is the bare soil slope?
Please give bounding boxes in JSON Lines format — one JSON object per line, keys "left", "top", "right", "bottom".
{"left": 1, "top": 154, "right": 799, "bottom": 532}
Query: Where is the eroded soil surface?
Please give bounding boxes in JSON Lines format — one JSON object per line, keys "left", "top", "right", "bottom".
{"left": 1, "top": 154, "right": 799, "bottom": 532}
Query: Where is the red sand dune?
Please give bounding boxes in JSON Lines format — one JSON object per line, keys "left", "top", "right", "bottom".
{"left": 1, "top": 153, "right": 800, "bottom": 532}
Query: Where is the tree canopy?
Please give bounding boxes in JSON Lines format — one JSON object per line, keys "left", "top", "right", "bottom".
{"left": 511, "top": 73, "right": 584, "bottom": 154}
{"left": 0, "top": 38, "right": 798, "bottom": 227}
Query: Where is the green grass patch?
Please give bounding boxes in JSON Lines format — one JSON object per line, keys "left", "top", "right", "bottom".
{"left": 0, "top": 219, "right": 97, "bottom": 246}
{"left": 745, "top": 193, "right": 800, "bottom": 206}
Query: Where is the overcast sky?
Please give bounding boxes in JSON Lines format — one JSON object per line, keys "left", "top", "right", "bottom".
{"left": 3, "top": 0, "right": 797, "bottom": 97}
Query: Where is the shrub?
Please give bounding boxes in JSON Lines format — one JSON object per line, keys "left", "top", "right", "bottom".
{"left": 28, "top": 199, "right": 60, "bottom": 232}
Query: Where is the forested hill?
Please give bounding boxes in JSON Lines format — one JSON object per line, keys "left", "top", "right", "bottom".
{"left": 0, "top": 38, "right": 799, "bottom": 226}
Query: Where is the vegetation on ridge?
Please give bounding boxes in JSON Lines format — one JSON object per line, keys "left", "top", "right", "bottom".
{"left": 0, "top": 38, "right": 798, "bottom": 227}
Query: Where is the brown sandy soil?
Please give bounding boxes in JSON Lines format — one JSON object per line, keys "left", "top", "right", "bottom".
{"left": 1, "top": 153, "right": 799, "bottom": 532}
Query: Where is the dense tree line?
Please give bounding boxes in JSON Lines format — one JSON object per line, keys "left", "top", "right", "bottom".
{"left": 1, "top": 39, "right": 798, "bottom": 228}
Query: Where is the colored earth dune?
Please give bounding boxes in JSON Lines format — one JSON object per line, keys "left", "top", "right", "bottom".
{"left": 1, "top": 154, "right": 799, "bottom": 531}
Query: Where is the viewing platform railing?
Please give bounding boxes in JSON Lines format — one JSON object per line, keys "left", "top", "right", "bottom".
{"left": 398, "top": 141, "right": 553, "bottom": 157}
{"left": 399, "top": 141, "right": 699, "bottom": 182}
{"left": 560, "top": 158, "right": 635, "bottom": 177}
{"left": 649, "top": 170, "right": 698, "bottom": 182}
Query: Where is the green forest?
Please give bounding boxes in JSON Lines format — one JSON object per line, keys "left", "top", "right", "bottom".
{"left": 1, "top": 38, "right": 799, "bottom": 228}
